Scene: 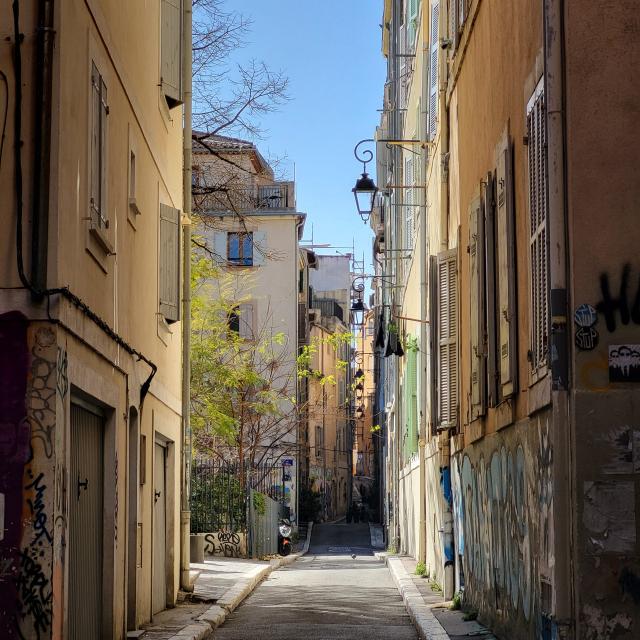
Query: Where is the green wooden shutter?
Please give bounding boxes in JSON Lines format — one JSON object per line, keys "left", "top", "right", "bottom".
{"left": 161, "top": 0, "right": 183, "bottom": 107}
{"left": 159, "top": 204, "right": 181, "bottom": 322}
{"left": 496, "top": 129, "right": 517, "bottom": 396}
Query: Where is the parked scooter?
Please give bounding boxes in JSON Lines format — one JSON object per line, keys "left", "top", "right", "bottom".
{"left": 278, "top": 518, "right": 292, "bottom": 556}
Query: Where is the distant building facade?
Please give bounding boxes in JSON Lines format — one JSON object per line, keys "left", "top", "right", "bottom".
{"left": 192, "top": 134, "right": 305, "bottom": 524}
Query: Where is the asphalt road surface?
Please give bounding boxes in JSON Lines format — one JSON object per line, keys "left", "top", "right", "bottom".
{"left": 214, "top": 523, "right": 418, "bottom": 640}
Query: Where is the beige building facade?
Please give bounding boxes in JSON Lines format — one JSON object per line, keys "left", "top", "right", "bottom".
{"left": 372, "top": 0, "right": 640, "bottom": 638}
{"left": 0, "top": 0, "right": 188, "bottom": 637}
{"left": 193, "top": 135, "right": 304, "bottom": 524}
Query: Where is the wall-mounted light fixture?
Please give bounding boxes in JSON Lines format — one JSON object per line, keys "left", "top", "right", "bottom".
{"left": 352, "top": 140, "right": 378, "bottom": 223}
{"left": 352, "top": 138, "right": 433, "bottom": 222}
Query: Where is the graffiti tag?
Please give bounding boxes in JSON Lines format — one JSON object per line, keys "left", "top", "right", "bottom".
{"left": 596, "top": 265, "right": 640, "bottom": 333}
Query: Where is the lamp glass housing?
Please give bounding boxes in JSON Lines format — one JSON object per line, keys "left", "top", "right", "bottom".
{"left": 352, "top": 172, "right": 378, "bottom": 222}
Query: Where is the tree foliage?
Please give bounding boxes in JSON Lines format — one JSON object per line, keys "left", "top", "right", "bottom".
{"left": 190, "top": 250, "right": 295, "bottom": 476}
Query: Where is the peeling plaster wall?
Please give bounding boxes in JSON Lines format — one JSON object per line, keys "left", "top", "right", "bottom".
{"left": 451, "top": 412, "right": 553, "bottom": 640}
{"left": 565, "top": 1, "right": 640, "bottom": 638}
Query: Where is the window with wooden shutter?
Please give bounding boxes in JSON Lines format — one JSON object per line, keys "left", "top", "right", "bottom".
{"left": 252, "top": 231, "right": 267, "bottom": 266}
{"left": 483, "top": 173, "right": 499, "bottom": 407}
{"left": 159, "top": 204, "right": 181, "bottom": 322}
{"left": 449, "top": 0, "right": 458, "bottom": 46}
{"left": 227, "top": 232, "right": 254, "bottom": 266}
{"left": 469, "top": 197, "right": 486, "bottom": 419}
{"left": 428, "top": 1, "right": 440, "bottom": 139}
{"left": 405, "top": 156, "right": 414, "bottom": 250}
{"left": 161, "top": 0, "right": 183, "bottom": 108}
{"left": 496, "top": 129, "right": 518, "bottom": 396}
{"left": 406, "top": 347, "right": 418, "bottom": 456}
{"left": 437, "top": 249, "right": 458, "bottom": 428}
{"left": 527, "top": 79, "right": 549, "bottom": 372}
{"left": 407, "top": 0, "right": 419, "bottom": 52}
{"left": 90, "top": 63, "right": 108, "bottom": 230}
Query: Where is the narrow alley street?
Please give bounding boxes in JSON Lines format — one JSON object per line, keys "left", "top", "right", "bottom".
{"left": 213, "top": 523, "right": 418, "bottom": 640}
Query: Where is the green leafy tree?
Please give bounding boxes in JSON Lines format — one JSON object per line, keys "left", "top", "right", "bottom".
{"left": 191, "top": 251, "right": 298, "bottom": 487}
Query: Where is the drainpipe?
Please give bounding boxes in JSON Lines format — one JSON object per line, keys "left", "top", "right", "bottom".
{"left": 543, "top": 0, "right": 574, "bottom": 635}
{"left": 180, "top": 0, "right": 193, "bottom": 594}
{"left": 417, "top": 2, "right": 429, "bottom": 567}
{"left": 31, "top": 0, "right": 55, "bottom": 296}
{"left": 439, "top": 0, "right": 454, "bottom": 601}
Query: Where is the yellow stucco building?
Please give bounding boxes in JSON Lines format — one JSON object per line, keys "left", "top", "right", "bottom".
{"left": 0, "top": 0, "right": 189, "bottom": 636}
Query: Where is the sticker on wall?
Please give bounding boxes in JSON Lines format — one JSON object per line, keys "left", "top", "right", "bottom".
{"left": 575, "top": 326, "right": 599, "bottom": 351}
{"left": 609, "top": 345, "right": 640, "bottom": 382}
{"left": 574, "top": 304, "right": 598, "bottom": 328}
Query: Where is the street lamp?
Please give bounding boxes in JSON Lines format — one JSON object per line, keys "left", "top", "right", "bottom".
{"left": 352, "top": 139, "right": 378, "bottom": 223}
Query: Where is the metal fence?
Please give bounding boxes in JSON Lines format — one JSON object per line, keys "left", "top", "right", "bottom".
{"left": 190, "top": 460, "right": 284, "bottom": 535}
{"left": 248, "top": 489, "right": 283, "bottom": 557}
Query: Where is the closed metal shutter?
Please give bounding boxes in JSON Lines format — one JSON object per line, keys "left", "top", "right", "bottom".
{"left": 69, "top": 401, "right": 104, "bottom": 640}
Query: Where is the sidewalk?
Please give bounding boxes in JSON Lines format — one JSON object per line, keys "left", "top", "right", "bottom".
{"left": 376, "top": 549, "right": 498, "bottom": 640}
{"left": 137, "top": 523, "right": 313, "bottom": 640}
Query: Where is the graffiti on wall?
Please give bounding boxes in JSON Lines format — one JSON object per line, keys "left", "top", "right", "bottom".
{"left": 452, "top": 418, "right": 552, "bottom": 631}
{"left": 0, "top": 312, "right": 31, "bottom": 638}
{"left": 595, "top": 265, "right": 640, "bottom": 333}
{"left": 204, "top": 531, "right": 245, "bottom": 557}
{"left": 608, "top": 345, "right": 640, "bottom": 382}
{"left": 29, "top": 328, "right": 57, "bottom": 460}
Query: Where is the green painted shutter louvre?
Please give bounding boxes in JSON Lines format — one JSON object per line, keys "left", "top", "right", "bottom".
{"left": 469, "top": 197, "right": 486, "bottom": 419}
{"left": 428, "top": 1, "right": 440, "bottom": 139}
{"left": 161, "top": 0, "right": 183, "bottom": 106}
{"left": 437, "top": 249, "right": 458, "bottom": 428}
{"left": 408, "top": 0, "right": 419, "bottom": 51}
{"left": 252, "top": 231, "right": 267, "bottom": 266}
{"left": 159, "top": 204, "right": 181, "bottom": 322}
{"left": 483, "top": 173, "right": 499, "bottom": 407}
{"left": 495, "top": 129, "right": 517, "bottom": 396}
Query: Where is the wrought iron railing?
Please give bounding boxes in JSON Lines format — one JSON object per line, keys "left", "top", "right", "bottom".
{"left": 190, "top": 459, "right": 285, "bottom": 533}
{"left": 192, "top": 182, "right": 292, "bottom": 214}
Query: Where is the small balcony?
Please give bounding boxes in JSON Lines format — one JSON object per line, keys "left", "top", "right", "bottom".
{"left": 193, "top": 181, "right": 295, "bottom": 214}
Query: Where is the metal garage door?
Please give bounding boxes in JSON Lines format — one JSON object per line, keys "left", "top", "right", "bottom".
{"left": 152, "top": 441, "right": 167, "bottom": 614}
{"left": 69, "top": 401, "right": 104, "bottom": 639}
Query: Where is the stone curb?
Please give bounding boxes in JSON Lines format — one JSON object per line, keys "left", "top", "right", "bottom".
{"left": 167, "top": 522, "right": 314, "bottom": 640}
{"left": 375, "top": 553, "right": 451, "bottom": 640}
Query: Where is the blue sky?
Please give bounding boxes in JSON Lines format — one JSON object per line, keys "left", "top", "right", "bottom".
{"left": 226, "top": 0, "right": 386, "bottom": 272}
